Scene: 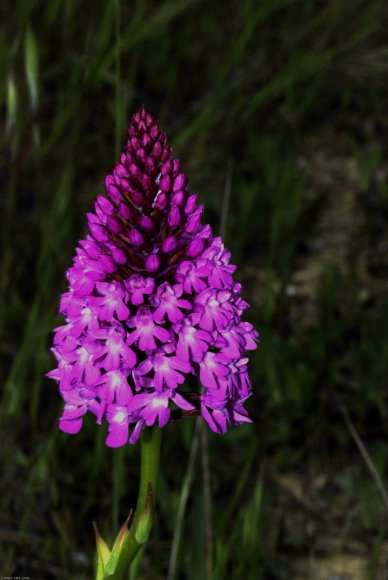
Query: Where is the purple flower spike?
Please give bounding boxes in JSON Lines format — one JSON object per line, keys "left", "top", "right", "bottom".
{"left": 48, "top": 106, "right": 258, "bottom": 446}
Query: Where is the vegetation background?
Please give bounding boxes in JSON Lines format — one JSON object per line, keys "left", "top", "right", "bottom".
{"left": 1, "top": 0, "right": 388, "bottom": 578}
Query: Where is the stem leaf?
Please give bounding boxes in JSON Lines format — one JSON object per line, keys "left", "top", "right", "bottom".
{"left": 93, "top": 522, "right": 112, "bottom": 580}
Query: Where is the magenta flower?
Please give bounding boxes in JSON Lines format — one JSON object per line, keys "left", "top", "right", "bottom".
{"left": 89, "top": 281, "right": 130, "bottom": 321}
{"left": 127, "top": 307, "right": 171, "bottom": 351}
{"left": 174, "top": 315, "right": 212, "bottom": 362}
{"left": 152, "top": 283, "right": 191, "bottom": 323}
{"left": 48, "top": 106, "right": 258, "bottom": 447}
{"left": 94, "top": 324, "right": 137, "bottom": 370}
{"left": 125, "top": 274, "right": 154, "bottom": 305}
{"left": 97, "top": 370, "right": 132, "bottom": 405}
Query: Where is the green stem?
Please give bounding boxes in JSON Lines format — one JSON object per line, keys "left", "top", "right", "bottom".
{"left": 104, "top": 425, "right": 162, "bottom": 579}
{"left": 133, "top": 424, "right": 162, "bottom": 534}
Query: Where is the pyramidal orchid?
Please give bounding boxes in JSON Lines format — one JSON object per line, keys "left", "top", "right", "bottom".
{"left": 48, "top": 107, "right": 258, "bottom": 578}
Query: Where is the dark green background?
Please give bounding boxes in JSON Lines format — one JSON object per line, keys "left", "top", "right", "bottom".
{"left": 1, "top": 1, "right": 388, "bottom": 578}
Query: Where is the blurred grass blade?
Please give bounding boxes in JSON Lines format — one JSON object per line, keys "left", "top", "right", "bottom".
{"left": 6, "top": 71, "right": 17, "bottom": 140}
{"left": 168, "top": 419, "right": 201, "bottom": 580}
{"left": 99, "top": 0, "right": 201, "bottom": 73}
{"left": 24, "top": 25, "right": 39, "bottom": 113}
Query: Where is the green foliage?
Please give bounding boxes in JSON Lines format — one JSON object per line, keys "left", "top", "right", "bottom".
{"left": 1, "top": 0, "right": 388, "bottom": 578}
